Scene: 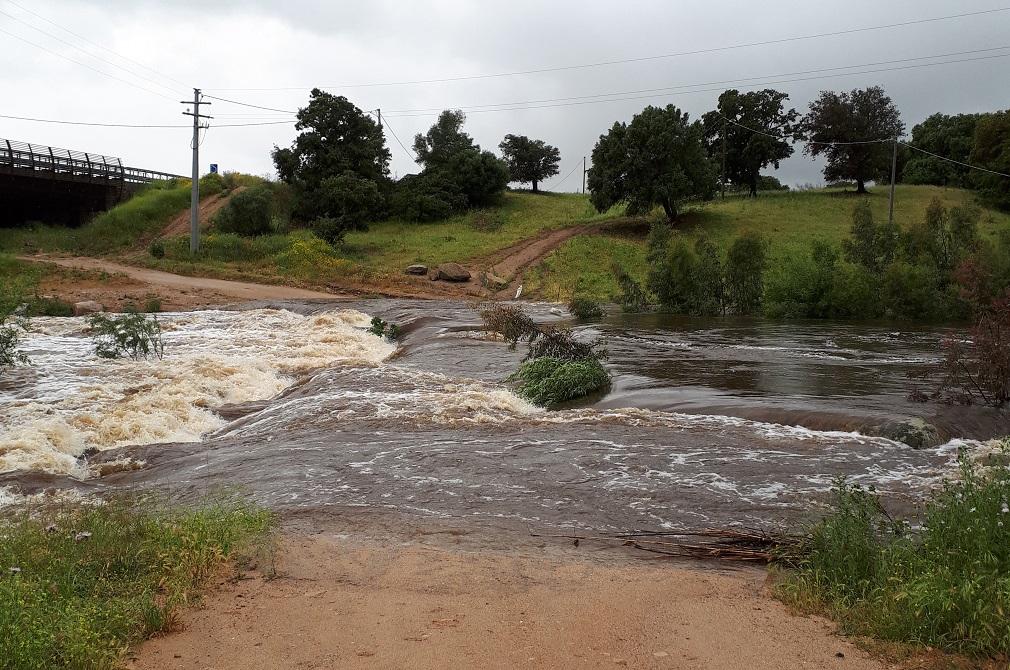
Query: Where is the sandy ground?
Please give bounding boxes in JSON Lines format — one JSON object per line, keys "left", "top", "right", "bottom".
{"left": 127, "top": 531, "right": 887, "bottom": 670}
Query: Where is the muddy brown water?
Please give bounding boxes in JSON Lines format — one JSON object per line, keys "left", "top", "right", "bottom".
{"left": 1, "top": 300, "right": 1006, "bottom": 536}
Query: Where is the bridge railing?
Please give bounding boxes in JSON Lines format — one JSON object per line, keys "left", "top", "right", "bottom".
{"left": 1, "top": 138, "right": 183, "bottom": 186}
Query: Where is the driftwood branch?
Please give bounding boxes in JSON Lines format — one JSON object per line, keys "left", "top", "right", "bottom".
{"left": 528, "top": 528, "right": 803, "bottom": 564}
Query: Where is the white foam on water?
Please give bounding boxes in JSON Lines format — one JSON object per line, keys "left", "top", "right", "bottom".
{"left": 1, "top": 309, "right": 394, "bottom": 477}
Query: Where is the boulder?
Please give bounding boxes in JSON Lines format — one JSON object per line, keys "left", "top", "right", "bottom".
{"left": 875, "top": 417, "right": 942, "bottom": 450}
{"left": 73, "top": 300, "right": 105, "bottom": 316}
{"left": 435, "top": 263, "right": 471, "bottom": 282}
{"left": 481, "top": 272, "right": 508, "bottom": 291}
{"left": 405, "top": 264, "right": 428, "bottom": 275}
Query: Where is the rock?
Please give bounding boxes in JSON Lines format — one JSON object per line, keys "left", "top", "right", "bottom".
{"left": 874, "top": 417, "right": 942, "bottom": 450}
{"left": 549, "top": 307, "right": 564, "bottom": 316}
{"left": 73, "top": 300, "right": 105, "bottom": 316}
{"left": 405, "top": 264, "right": 428, "bottom": 275}
{"left": 481, "top": 272, "right": 508, "bottom": 290}
{"left": 435, "top": 263, "right": 471, "bottom": 282}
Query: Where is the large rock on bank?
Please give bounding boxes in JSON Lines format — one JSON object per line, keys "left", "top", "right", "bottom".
{"left": 873, "top": 417, "right": 942, "bottom": 450}
{"left": 73, "top": 300, "right": 105, "bottom": 316}
{"left": 405, "top": 264, "right": 428, "bottom": 275}
{"left": 431, "top": 263, "right": 471, "bottom": 282}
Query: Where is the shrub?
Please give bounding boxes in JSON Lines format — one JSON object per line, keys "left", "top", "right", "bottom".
{"left": 213, "top": 185, "right": 277, "bottom": 237}
{"left": 390, "top": 173, "right": 466, "bottom": 222}
{"left": 28, "top": 294, "right": 74, "bottom": 317}
{"left": 525, "top": 325, "right": 605, "bottom": 362}
{"left": 199, "top": 171, "right": 226, "bottom": 196}
{"left": 937, "top": 290, "right": 1010, "bottom": 406}
{"left": 0, "top": 277, "right": 30, "bottom": 374}
{"left": 477, "top": 301, "right": 540, "bottom": 349}
{"left": 611, "top": 265, "right": 650, "bottom": 313}
{"left": 149, "top": 238, "right": 166, "bottom": 258}
{"left": 367, "top": 316, "right": 400, "bottom": 341}
{"left": 783, "top": 445, "right": 1010, "bottom": 656}
{"left": 724, "top": 230, "right": 767, "bottom": 314}
{"left": 568, "top": 296, "right": 605, "bottom": 319}
{"left": 506, "top": 357, "right": 609, "bottom": 407}
{"left": 275, "top": 234, "right": 353, "bottom": 278}
{"left": 88, "top": 310, "right": 164, "bottom": 361}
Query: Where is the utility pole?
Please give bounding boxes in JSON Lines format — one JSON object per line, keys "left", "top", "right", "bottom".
{"left": 377, "top": 108, "right": 382, "bottom": 130}
{"left": 181, "top": 88, "right": 212, "bottom": 254}
{"left": 721, "top": 116, "right": 728, "bottom": 201}
{"left": 582, "top": 156, "right": 587, "bottom": 195}
{"left": 887, "top": 136, "right": 898, "bottom": 235}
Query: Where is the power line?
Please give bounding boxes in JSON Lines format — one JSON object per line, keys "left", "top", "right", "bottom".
{"left": 0, "top": 7, "right": 186, "bottom": 96}
{"left": 376, "top": 114, "right": 420, "bottom": 166}
{"left": 4, "top": 0, "right": 191, "bottom": 89}
{"left": 381, "top": 46, "right": 1009, "bottom": 115}
{"left": 900, "top": 143, "right": 1010, "bottom": 179}
{"left": 720, "top": 114, "right": 891, "bottom": 146}
{"left": 0, "top": 113, "right": 293, "bottom": 129}
{"left": 206, "top": 7, "right": 1010, "bottom": 91}
{"left": 544, "top": 161, "right": 583, "bottom": 191}
{"left": 0, "top": 27, "right": 178, "bottom": 101}
{"left": 202, "top": 95, "right": 297, "bottom": 115}
{"left": 380, "top": 51, "right": 1010, "bottom": 118}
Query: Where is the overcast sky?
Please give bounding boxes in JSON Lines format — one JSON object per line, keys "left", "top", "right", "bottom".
{"left": 2, "top": 0, "right": 1007, "bottom": 190}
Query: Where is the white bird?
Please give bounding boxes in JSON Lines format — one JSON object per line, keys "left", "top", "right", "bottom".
{"left": 514, "top": 284, "right": 523, "bottom": 300}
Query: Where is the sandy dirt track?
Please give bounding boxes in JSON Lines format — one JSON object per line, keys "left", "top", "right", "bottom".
{"left": 128, "top": 533, "right": 884, "bottom": 670}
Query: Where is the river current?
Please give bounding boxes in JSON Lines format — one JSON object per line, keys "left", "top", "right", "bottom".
{"left": 1, "top": 300, "right": 1006, "bottom": 533}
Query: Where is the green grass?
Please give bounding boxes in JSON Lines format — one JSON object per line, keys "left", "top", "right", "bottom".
{"left": 0, "top": 492, "right": 275, "bottom": 670}
{"left": 778, "top": 440, "right": 1010, "bottom": 658}
{"left": 525, "top": 233, "right": 648, "bottom": 303}
{"left": 343, "top": 191, "right": 615, "bottom": 276}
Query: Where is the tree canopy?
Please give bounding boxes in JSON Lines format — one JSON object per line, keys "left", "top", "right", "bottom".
{"left": 498, "top": 134, "right": 561, "bottom": 193}
{"left": 271, "top": 89, "right": 390, "bottom": 232}
{"left": 588, "top": 104, "right": 715, "bottom": 223}
{"left": 702, "top": 89, "right": 798, "bottom": 196}
{"left": 969, "top": 110, "right": 1010, "bottom": 211}
{"left": 799, "top": 86, "right": 904, "bottom": 194}
{"left": 904, "top": 113, "right": 984, "bottom": 189}
{"left": 395, "top": 110, "right": 508, "bottom": 218}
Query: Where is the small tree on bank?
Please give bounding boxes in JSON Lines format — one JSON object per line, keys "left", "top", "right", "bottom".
{"left": 498, "top": 134, "right": 560, "bottom": 193}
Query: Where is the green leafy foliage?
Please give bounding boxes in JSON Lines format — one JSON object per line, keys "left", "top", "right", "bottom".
{"left": 904, "top": 112, "right": 984, "bottom": 188}
{"left": 969, "top": 110, "right": 1010, "bottom": 211}
{"left": 0, "top": 493, "right": 275, "bottom": 670}
{"left": 212, "top": 185, "right": 278, "bottom": 237}
{"left": 938, "top": 290, "right": 1010, "bottom": 406}
{"left": 367, "top": 316, "right": 400, "bottom": 341}
{"left": 506, "top": 357, "right": 609, "bottom": 407}
{"left": 88, "top": 310, "right": 164, "bottom": 361}
{"left": 588, "top": 104, "right": 716, "bottom": 222}
{"left": 724, "top": 230, "right": 768, "bottom": 314}
{"left": 498, "top": 134, "right": 561, "bottom": 193}
{"left": 272, "top": 89, "right": 390, "bottom": 223}
{"left": 0, "top": 276, "right": 30, "bottom": 375}
{"left": 841, "top": 199, "right": 896, "bottom": 273}
{"left": 611, "top": 265, "right": 651, "bottom": 313}
{"left": 800, "top": 86, "right": 905, "bottom": 193}
{"left": 702, "top": 88, "right": 799, "bottom": 196}
{"left": 568, "top": 296, "right": 605, "bottom": 319}
{"left": 782, "top": 445, "right": 1010, "bottom": 656}
{"left": 199, "top": 171, "right": 227, "bottom": 196}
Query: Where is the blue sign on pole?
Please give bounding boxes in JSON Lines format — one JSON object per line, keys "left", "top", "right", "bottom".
{"left": 209, "top": 164, "right": 218, "bottom": 174}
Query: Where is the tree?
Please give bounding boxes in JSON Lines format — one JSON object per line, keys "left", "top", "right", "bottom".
{"left": 904, "top": 112, "right": 985, "bottom": 188}
{"left": 969, "top": 110, "right": 1010, "bottom": 211}
{"left": 399, "top": 110, "right": 509, "bottom": 214}
{"left": 799, "top": 86, "right": 905, "bottom": 194}
{"left": 701, "top": 89, "right": 799, "bottom": 196}
{"left": 272, "top": 89, "right": 390, "bottom": 223}
{"left": 498, "top": 134, "right": 560, "bottom": 193}
{"left": 588, "top": 104, "right": 716, "bottom": 222}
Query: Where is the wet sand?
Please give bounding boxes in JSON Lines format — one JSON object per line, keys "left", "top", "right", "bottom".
{"left": 128, "top": 530, "right": 885, "bottom": 670}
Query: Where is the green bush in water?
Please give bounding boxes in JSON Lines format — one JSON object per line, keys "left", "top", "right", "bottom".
{"left": 506, "top": 356, "right": 609, "bottom": 407}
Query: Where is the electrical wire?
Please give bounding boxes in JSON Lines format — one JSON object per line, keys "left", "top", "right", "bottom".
{"left": 0, "top": 8, "right": 186, "bottom": 96}
{"left": 376, "top": 114, "right": 420, "bottom": 166}
{"left": 0, "top": 113, "right": 294, "bottom": 128}
{"left": 0, "top": 27, "right": 178, "bottom": 101}
{"left": 721, "top": 114, "right": 890, "bottom": 146}
{"left": 4, "top": 0, "right": 192, "bottom": 89}
{"left": 202, "top": 95, "right": 297, "bottom": 115}
{"left": 380, "top": 51, "right": 1010, "bottom": 118}
{"left": 543, "top": 160, "right": 583, "bottom": 191}
{"left": 900, "top": 143, "right": 1010, "bottom": 179}
{"left": 206, "top": 7, "right": 1010, "bottom": 91}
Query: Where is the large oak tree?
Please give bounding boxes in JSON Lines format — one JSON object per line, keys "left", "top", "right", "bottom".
{"left": 588, "top": 105, "right": 715, "bottom": 223}
{"left": 702, "top": 89, "right": 798, "bottom": 196}
{"left": 498, "top": 134, "right": 560, "bottom": 193}
{"left": 799, "top": 86, "right": 904, "bottom": 194}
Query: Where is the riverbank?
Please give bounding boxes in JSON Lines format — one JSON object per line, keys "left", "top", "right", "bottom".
{"left": 127, "top": 526, "right": 887, "bottom": 670}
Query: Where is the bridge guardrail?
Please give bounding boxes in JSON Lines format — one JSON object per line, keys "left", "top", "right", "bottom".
{"left": 1, "top": 138, "right": 184, "bottom": 187}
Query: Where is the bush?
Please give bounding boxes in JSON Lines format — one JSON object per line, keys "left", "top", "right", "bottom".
{"left": 783, "top": 445, "right": 1010, "bottom": 656}
{"left": 611, "top": 265, "right": 650, "bottom": 313}
{"left": 0, "top": 276, "right": 30, "bottom": 374}
{"left": 724, "top": 230, "right": 767, "bottom": 314}
{"left": 477, "top": 301, "right": 540, "bottom": 349}
{"left": 390, "top": 173, "right": 467, "bottom": 223}
{"left": 506, "top": 356, "right": 609, "bottom": 407}
{"left": 275, "top": 233, "right": 354, "bottom": 278}
{"left": 149, "top": 238, "right": 166, "bottom": 258}
{"left": 199, "top": 171, "right": 226, "bottom": 196}
{"left": 213, "top": 185, "right": 277, "bottom": 237}
{"left": 937, "top": 290, "right": 1010, "bottom": 406}
{"left": 568, "top": 296, "right": 605, "bottom": 319}
{"left": 88, "top": 310, "right": 164, "bottom": 361}
{"left": 27, "top": 294, "right": 74, "bottom": 317}
{"left": 368, "top": 316, "right": 400, "bottom": 341}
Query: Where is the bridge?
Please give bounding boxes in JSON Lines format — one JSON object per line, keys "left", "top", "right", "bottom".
{"left": 0, "top": 138, "right": 184, "bottom": 227}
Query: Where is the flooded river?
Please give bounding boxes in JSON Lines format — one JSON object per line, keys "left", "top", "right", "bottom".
{"left": 1, "top": 300, "right": 1005, "bottom": 533}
